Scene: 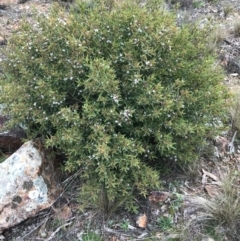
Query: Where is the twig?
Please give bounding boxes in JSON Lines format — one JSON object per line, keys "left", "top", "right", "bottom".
{"left": 223, "top": 39, "right": 232, "bottom": 45}
{"left": 20, "top": 216, "right": 51, "bottom": 240}
{"left": 50, "top": 168, "right": 83, "bottom": 206}
{"left": 223, "top": 39, "right": 240, "bottom": 53}
{"left": 104, "top": 226, "right": 129, "bottom": 236}
{"left": 45, "top": 219, "right": 74, "bottom": 241}
{"left": 61, "top": 168, "right": 82, "bottom": 185}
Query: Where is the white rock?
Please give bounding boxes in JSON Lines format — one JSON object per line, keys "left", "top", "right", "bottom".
{"left": 0, "top": 139, "right": 57, "bottom": 233}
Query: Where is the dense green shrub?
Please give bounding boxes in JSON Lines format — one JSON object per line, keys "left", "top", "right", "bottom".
{"left": 0, "top": 0, "right": 229, "bottom": 212}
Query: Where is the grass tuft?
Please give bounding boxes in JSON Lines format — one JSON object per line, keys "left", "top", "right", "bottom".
{"left": 200, "top": 172, "right": 240, "bottom": 241}
{"left": 233, "top": 19, "right": 240, "bottom": 37}
{"left": 229, "top": 91, "right": 240, "bottom": 137}
{"left": 223, "top": 4, "right": 234, "bottom": 18}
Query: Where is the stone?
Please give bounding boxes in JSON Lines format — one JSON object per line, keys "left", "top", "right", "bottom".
{"left": 17, "top": 0, "right": 29, "bottom": 4}
{"left": 220, "top": 55, "right": 240, "bottom": 75}
{"left": 0, "top": 0, "right": 17, "bottom": 6}
{"left": 136, "top": 213, "right": 147, "bottom": 228}
{"left": 0, "top": 5, "right": 7, "bottom": 10}
{"left": 0, "top": 138, "right": 58, "bottom": 234}
{"left": 201, "top": 238, "right": 215, "bottom": 241}
{"left": 148, "top": 191, "right": 169, "bottom": 204}
{"left": 0, "top": 36, "right": 6, "bottom": 45}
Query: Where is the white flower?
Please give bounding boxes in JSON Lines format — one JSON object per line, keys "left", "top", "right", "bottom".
{"left": 111, "top": 94, "right": 119, "bottom": 104}
{"left": 134, "top": 78, "right": 139, "bottom": 84}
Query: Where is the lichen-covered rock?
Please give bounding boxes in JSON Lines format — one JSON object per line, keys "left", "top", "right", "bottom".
{"left": 0, "top": 139, "right": 57, "bottom": 233}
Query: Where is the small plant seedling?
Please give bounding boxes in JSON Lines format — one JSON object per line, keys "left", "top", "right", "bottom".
{"left": 82, "top": 231, "right": 103, "bottom": 241}
{"left": 107, "top": 219, "right": 114, "bottom": 227}
{"left": 0, "top": 155, "right": 6, "bottom": 163}
{"left": 168, "top": 192, "right": 184, "bottom": 216}
{"left": 157, "top": 216, "right": 174, "bottom": 231}
{"left": 192, "top": 0, "right": 205, "bottom": 8}
{"left": 120, "top": 220, "right": 130, "bottom": 231}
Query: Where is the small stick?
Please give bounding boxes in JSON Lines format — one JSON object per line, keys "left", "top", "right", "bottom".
{"left": 45, "top": 220, "right": 74, "bottom": 241}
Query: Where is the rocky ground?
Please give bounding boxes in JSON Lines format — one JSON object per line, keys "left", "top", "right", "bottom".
{"left": 1, "top": 0, "right": 240, "bottom": 240}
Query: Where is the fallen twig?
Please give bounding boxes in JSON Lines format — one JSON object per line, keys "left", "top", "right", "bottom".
{"left": 104, "top": 226, "right": 130, "bottom": 237}
{"left": 20, "top": 216, "right": 52, "bottom": 240}
{"left": 45, "top": 218, "right": 74, "bottom": 241}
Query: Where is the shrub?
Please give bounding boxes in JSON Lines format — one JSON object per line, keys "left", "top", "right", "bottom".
{"left": 0, "top": 0, "right": 229, "bottom": 212}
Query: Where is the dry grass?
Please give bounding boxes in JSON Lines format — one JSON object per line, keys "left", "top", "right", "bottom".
{"left": 199, "top": 173, "right": 240, "bottom": 241}
{"left": 223, "top": 5, "right": 234, "bottom": 18}
{"left": 205, "top": 26, "right": 229, "bottom": 53}
{"left": 233, "top": 19, "right": 240, "bottom": 37}
{"left": 165, "top": 172, "right": 240, "bottom": 241}
{"left": 212, "top": 26, "right": 228, "bottom": 45}
{"left": 229, "top": 91, "right": 240, "bottom": 138}
{"left": 168, "top": 0, "right": 193, "bottom": 9}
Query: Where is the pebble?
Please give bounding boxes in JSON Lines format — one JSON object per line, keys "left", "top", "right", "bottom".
{"left": 0, "top": 36, "right": 6, "bottom": 45}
